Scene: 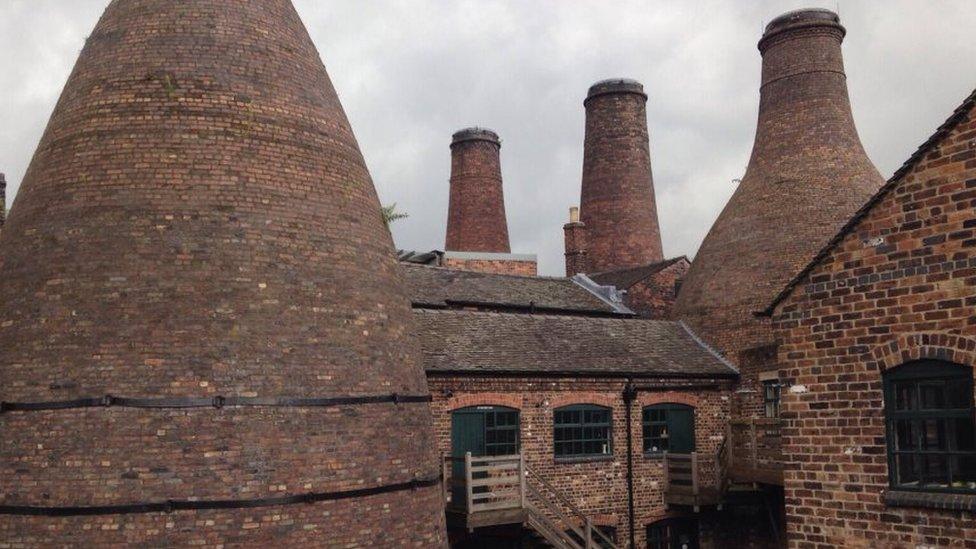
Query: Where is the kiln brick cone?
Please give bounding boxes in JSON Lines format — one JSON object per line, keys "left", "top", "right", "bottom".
{"left": 675, "top": 8, "right": 885, "bottom": 365}
{"left": 0, "top": 0, "right": 446, "bottom": 545}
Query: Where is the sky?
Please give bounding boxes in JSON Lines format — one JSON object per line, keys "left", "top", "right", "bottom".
{"left": 1, "top": 1, "right": 974, "bottom": 275}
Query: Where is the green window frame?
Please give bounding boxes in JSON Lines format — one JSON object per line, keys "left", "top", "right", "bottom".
{"left": 642, "top": 404, "right": 695, "bottom": 455}
{"left": 883, "top": 360, "right": 976, "bottom": 494}
{"left": 483, "top": 407, "right": 519, "bottom": 456}
{"left": 646, "top": 518, "right": 699, "bottom": 549}
{"left": 763, "top": 380, "right": 781, "bottom": 419}
{"left": 554, "top": 404, "right": 612, "bottom": 458}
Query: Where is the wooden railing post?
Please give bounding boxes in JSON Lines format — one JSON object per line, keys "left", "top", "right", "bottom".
{"left": 691, "top": 452, "right": 700, "bottom": 496}
{"left": 726, "top": 422, "right": 733, "bottom": 471}
{"left": 520, "top": 453, "right": 527, "bottom": 509}
{"left": 585, "top": 518, "right": 592, "bottom": 548}
{"left": 442, "top": 455, "right": 449, "bottom": 504}
{"left": 750, "top": 418, "right": 758, "bottom": 469}
{"left": 663, "top": 451, "right": 670, "bottom": 491}
{"left": 464, "top": 452, "right": 474, "bottom": 512}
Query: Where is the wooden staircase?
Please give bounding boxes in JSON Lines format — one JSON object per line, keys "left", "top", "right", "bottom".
{"left": 444, "top": 453, "right": 618, "bottom": 549}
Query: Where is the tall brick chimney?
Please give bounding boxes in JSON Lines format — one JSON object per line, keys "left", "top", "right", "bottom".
{"left": 564, "top": 206, "right": 588, "bottom": 276}
{"left": 674, "top": 9, "right": 884, "bottom": 410}
{"left": 578, "top": 78, "right": 664, "bottom": 273}
{"left": 445, "top": 127, "right": 511, "bottom": 253}
{"left": 0, "top": 1, "right": 445, "bottom": 546}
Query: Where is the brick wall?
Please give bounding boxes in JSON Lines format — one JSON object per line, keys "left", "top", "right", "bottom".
{"left": 427, "top": 374, "right": 735, "bottom": 548}
{"left": 772, "top": 99, "right": 976, "bottom": 547}
{"left": 442, "top": 256, "right": 538, "bottom": 276}
{"left": 623, "top": 260, "right": 690, "bottom": 319}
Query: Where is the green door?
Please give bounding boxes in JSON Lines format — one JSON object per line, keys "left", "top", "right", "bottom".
{"left": 451, "top": 410, "right": 486, "bottom": 507}
{"left": 668, "top": 406, "right": 695, "bottom": 454}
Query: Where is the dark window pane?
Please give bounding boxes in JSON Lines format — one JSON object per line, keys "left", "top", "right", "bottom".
{"left": 895, "top": 382, "right": 915, "bottom": 411}
{"left": 951, "top": 455, "right": 976, "bottom": 490}
{"left": 921, "top": 419, "right": 946, "bottom": 451}
{"left": 953, "top": 418, "right": 976, "bottom": 451}
{"left": 896, "top": 454, "right": 920, "bottom": 487}
{"left": 895, "top": 420, "right": 917, "bottom": 451}
{"left": 947, "top": 382, "right": 973, "bottom": 409}
{"left": 923, "top": 454, "right": 949, "bottom": 488}
{"left": 920, "top": 382, "right": 946, "bottom": 410}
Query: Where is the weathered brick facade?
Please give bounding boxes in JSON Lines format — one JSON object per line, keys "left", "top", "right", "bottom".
{"left": 0, "top": 0, "right": 445, "bottom": 546}
{"left": 592, "top": 258, "right": 690, "bottom": 320}
{"left": 769, "top": 91, "right": 976, "bottom": 548}
{"left": 675, "top": 9, "right": 885, "bottom": 419}
{"left": 442, "top": 253, "right": 538, "bottom": 276}
{"left": 446, "top": 127, "right": 511, "bottom": 254}
{"left": 578, "top": 79, "right": 664, "bottom": 273}
{"left": 428, "top": 374, "right": 735, "bottom": 548}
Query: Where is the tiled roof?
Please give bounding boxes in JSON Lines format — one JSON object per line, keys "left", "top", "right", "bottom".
{"left": 761, "top": 87, "right": 976, "bottom": 315}
{"left": 590, "top": 256, "right": 688, "bottom": 290}
{"left": 416, "top": 309, "right": 738, "bottom": 377}
{"left": 401, "top": 263, "right": 627, "bottom": 315}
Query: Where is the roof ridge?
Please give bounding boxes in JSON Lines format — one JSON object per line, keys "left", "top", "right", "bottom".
{"left": 760, "top": 86, "right": 976, "bottom": 316}
{"left": 400, "top": 262, "right": 570, "bottom": 282}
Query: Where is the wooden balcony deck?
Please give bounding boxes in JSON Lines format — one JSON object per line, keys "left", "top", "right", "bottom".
{"left": 727, "top": 418, "right": 784, "bottom": 486}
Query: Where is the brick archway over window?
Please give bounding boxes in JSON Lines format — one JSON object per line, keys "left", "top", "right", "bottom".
{"left": 869, "top": 332, "right": 976, "bottom": 372}
{"left": 638, "top": 392, "right": 700, "bottom": 408}
{"left": 549, "top": 392, "right": 617, "bottom": 410}
{"left": 446, "top": 393, "right": 523, "bottom": 411}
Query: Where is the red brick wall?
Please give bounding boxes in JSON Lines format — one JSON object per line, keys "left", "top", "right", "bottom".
{"left": 772, "top": 101, "right": 976, "bottom": 547}
{"left": 428, "top": 374, "right": 734, "bottom": 548}
{"left": 624, "top": 260, "right": 690, "bottom": 319}
{"left": 442, "top": 256, "right": 537, "bottom": 276}
{"left": 579, "top": 79, "right": 664, "bottom": 272}
{"left": 446, "top": 128, "right": 511, "bottom": 253}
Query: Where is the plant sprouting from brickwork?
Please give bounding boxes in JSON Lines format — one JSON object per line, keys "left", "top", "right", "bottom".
{"left": 381, "top": 203, "right": 409, "bottom": 228}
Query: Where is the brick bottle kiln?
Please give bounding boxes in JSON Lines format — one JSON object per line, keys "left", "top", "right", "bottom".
{"left": 674, "top": 9, "right": 885, "bottom": 414}
{"left": 0, "top": 0, "right": 446, "bottom": 545}
{"left": 577, "top": 78, "right": 664, "bottom": 273}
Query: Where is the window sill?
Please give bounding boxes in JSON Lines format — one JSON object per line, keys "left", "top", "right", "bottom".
{"left": 884, "top": 489, "right": 976, "bottom": 513}
{"left": 554, "top": 455, "right": 614, "bottom": 465}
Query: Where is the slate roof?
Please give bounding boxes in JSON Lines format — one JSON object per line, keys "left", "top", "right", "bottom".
{"left": 590, "top": 256, "right": 688, "bottom": 290}
{"left": 761, "top": 87, "right": 976, "bottom": 315}
{"left": 415, "top": 309, "right": 738, "bottom": 378}
{"left": 401, "top": 263, "right": 626, "bottom": 315}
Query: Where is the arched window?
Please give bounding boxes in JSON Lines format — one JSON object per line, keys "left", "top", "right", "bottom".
{"left": 646, "top": 518, "right": 699, "bottom": 549}
{"left": 643, "top": 404, "right": 695, "bottom": 455}
{"left": 554, "top": 404, "right": 612, "bottom": 458}
{"left": 883, "top": 360, "right": 976, "bottom": 493}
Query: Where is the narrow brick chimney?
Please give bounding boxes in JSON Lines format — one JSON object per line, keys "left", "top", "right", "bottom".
{"left": 445, "top": 127, "right": 511, "bottom": 253}
{"left": 675, "top": 9, "right": 884, "bottom": 375}
{"left": 564, "top": 206, "right": 588, "bottom": 276}
{"left": 578, "top": 78, "right": 664, "bottom": 273}
{"left": 0, "top": 173, "right": 6, "bottom": 228}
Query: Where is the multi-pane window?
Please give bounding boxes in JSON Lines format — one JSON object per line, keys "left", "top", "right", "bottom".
{"left": 646, "top": 518, "right": 699, "bottom": 549}
{"left": 554, "top": 404, "right": 612, "bottom": 458}
{"left": 643, "top": 404, "right": 695, "bottom": 455}
{"left": 483, "top": 408, "right": 519, "bottom": 456}
{"left": 884, "top": 360, "right": 976, "bottom": 493}
{"left": 763, "top": 380, "right": 781, "bottom": 419}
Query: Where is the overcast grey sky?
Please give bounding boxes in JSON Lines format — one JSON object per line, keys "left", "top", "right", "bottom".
{"left": 1, "top": 1, "right": 974, "bottom": 275}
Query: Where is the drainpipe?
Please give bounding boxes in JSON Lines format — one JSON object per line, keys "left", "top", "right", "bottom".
{"left": 623, "top": 380, "right": 638, "bottom": 548}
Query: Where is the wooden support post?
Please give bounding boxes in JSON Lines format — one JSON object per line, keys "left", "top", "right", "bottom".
{"left": 585, "top": 518, "right": 592, "bottom": 548}
{"left": 726, "top": 422, "right": 733, "bottom": 471}
{"left": 442, "top": 455, "right": 449, "bottom": 505}
{"left": 692, "top": 452, "right": 700, "bottom": 496}
{"left": 519, "top": 453, "right": 527, "bottom": 509}
{"left": 464, "top": 452, "right": 474, "bottom": 513}
{"left": 750, "top": 418, "right": 758, "bottom": 469}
